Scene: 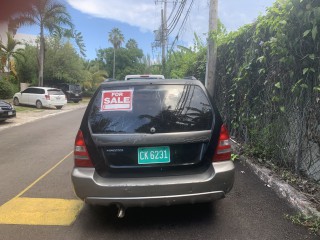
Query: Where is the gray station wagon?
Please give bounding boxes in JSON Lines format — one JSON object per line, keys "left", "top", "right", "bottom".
{"left": 71, "top": 78, "right": 235, "bottom": 217}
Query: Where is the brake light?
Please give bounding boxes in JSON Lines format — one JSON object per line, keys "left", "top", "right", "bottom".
{"left": 45, "top": 95, "right": 50, "bottom": 100}
{"left": 213, "top": 124, "right": 231, "bottom": 162}
{"left": 74, "top": 130, "right": 93, "bottom": 167}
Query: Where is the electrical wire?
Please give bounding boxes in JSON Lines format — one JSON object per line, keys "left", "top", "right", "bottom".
{"left": 167, "top": 0, "right": 178, "bottom": 22}
{"left": 168, "top": 0, "right": 194, "bottom": 53}
{"left": 167, "top": 0, "right": 187, "bottom": 34}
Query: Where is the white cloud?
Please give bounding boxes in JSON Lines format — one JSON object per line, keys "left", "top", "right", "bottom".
{"left": 66, "top": 0, "right": 275, "bottom": 46}
{"left": 67, "top": 0, "right": 159, "bottom": 32}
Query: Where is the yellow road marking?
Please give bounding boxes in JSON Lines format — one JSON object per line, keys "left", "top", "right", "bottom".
{"left": 0, "top": 197, "right": 83, "bottom": 226}
{"left": 13, "top": 151, "right": 73, "bottom": 199}
{"left": 0, "top": 151, "right": 84, "bottom": 226}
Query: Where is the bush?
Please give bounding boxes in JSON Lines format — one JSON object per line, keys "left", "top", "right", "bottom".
{"left": 82, "top": 89, "right": 96, "bottom": 98}
{"left": 0, "top": 78, "right": 18, "bottom": 99}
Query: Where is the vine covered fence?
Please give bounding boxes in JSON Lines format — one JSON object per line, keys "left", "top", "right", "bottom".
{"left": 214, "top": 0, "right": 320, "bottom": 180}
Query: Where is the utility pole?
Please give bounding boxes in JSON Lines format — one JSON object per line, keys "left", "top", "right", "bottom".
{"left": 161, "top": 0, "right": 167, "bottom": 75}
{"left": 205, "top": 0, "right": 218, "bottom": 97}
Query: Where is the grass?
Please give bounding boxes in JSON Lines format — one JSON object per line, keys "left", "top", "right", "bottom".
{"left": 14, "top": 106, "right": 41, "bottom": 113}
{"left": 285, "top": 214, "right": 320, "bottom": 235}
{"left": 5, "top": 97, "right": 90, "bottom": 113}
{"left": 67, "top": 97, "right": 91, "bottom": 105}
{"left": 3, "top": 99, "right": 41, "bottom": 113}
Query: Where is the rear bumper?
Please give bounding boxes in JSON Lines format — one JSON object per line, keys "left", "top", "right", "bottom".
{"left": 0, "top": 110, "right": 16, "bottom": 120}
{"left": 71, "top": 161, "right": 235, "bottom": 207}
{"left": 45, "top": 100, "right": 67, "bottom": 107}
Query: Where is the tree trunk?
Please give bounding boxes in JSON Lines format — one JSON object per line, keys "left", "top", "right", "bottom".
{"left": 38, "top": 26, "right": 44, "bottom": 86}
{"left": 113, "top": 48, "right": 116, "bottom": 79}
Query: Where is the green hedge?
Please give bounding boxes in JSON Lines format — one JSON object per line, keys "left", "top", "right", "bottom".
{"left": 0, "top": 78, "right": 18, "bottom": 99}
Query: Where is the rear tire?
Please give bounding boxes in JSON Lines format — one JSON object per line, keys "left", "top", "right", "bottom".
{"left": 36, "top": 100, "right": 42, "bottom": 109}
{"left": 13, "top": 98, "right": 19, "bottom": 106}
{"left": 73, "top": 100, "right": 79, "bottom": 103}
{"left": 56, "top": 106, "right": 63, "bottom": 109}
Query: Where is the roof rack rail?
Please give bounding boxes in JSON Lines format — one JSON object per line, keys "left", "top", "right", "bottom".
{"left": 183, "top": 76, "right": 197, "bottom": 80}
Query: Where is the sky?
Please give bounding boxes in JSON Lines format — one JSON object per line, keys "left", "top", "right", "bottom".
{"left": 17, "top": 0, "right": 277, "bottom": 60}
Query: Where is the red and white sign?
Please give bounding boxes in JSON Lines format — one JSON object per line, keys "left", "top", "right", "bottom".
{"left": 101, "top": 90, "right": 133, "bottom": 111}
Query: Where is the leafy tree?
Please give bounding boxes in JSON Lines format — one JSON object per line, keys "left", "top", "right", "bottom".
{"left": 15, "top": 44, "right": 38, "bottom": 84}
{"left": 81, "top": 59, "right": 108, "bottom": 95}
{"left": 44, "top": 36, "right": 86, "bottom": 85}
{"left": 97, "top": 45, "right": 144, "bottom": 80}
{"left": 165, "top": 33, "right": 207, "bottom": 81}
{"left": 0, "top": 32, "right": 25, "bottom": 74}
{"left": 15, "top": 37, "right": 87, "bottom": 87}
{"left": 10, "top": 0, "right": 73, "bottom": 86}
{"left": 108, "top": 28, "right": 124, "bottom": 78}
{"left": 126, "top": 38, "right": 138, "bottom": 49}
{"left": 53, "top": 28, "right": 86, "bottom": 57}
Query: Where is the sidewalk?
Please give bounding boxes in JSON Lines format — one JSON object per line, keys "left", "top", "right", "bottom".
{"left": 0, "top": 102, "right": 88, "bottom": 132}
{"left": 231, "top": 139, "right": 320, "bottom": 219}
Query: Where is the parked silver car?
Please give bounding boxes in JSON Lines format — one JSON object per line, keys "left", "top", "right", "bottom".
{"left": 71, "top": 78, "right": 235, "bottom": 217}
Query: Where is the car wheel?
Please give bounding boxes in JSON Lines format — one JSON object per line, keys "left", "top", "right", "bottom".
{"left": 0, "top": 119, "right": 6, "bottom": 123}
{"left": 36, "top": 100, "right": 43, "bottom": 109}
{"left": 13, "top": 98, "right": 19, "bottom": 106}
{"left": 73, "top": 100, "right": 79, "bottom": 103}
{"left": 56, "top": 106, "right": 63, "bottom": 109}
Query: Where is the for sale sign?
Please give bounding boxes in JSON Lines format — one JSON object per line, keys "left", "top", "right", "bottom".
{"left": 101, "top": 90, "right": 133, "bottom": 111}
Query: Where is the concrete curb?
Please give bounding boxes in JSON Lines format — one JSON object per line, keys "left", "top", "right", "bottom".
{"left": 0, "top": 104, "right": 87, "bottom": 132}
{"left": 231, "top": 139, "right": 320, "bottom": 218}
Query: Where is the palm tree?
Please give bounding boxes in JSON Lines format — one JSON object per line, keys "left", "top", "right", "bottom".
{"left": 126, "top": 38, "right": 138, "bottom": 49}
{"left": 108, "top": 28, "right": 124, "bottom": 79}
{"left": 10, "top": 0, "right": 73, "bottom": 86}
{"left": 53, "top": 28, "right": 86, "bottom": 57}
{"left": 0, "top": 32, "right": 25, "bottom": 74}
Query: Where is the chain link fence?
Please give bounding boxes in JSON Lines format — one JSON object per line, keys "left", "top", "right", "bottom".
{"left": 214, "top": 67, "right": 320, "bottom": 181}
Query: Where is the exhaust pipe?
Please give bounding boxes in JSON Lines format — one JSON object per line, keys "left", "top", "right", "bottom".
{"left": 116, "top": 204, "right": 126, "bottom": 218}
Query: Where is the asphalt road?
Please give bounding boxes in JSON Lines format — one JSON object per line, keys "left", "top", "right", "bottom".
{"left": 0, "top": 108, "right": 318, "bottom": 240}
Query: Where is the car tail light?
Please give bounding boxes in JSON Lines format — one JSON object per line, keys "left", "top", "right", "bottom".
{"left": 213, "top": 124, "right": 231, "bottom": 162}
{"left": 74, "top": 130, "right": 93, "bottom": 167}
{"left": 45, "top": 95, "right": 50, "bottom": 100}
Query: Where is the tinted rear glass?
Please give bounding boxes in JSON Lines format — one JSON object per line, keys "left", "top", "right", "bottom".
{"left": 89, "top": 84, "right": 213, "bottom": 134}
{"left": 48, "top": 89, "right": 64, "bottom": 95}
{"left": 69, "top": 85, "right": 81, "bottom": 91}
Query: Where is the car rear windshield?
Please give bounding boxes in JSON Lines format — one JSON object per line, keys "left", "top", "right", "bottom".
{"left": 69, "top": 85, "right": 81, "bottom": 91}
{"left": 89, "top": 84, "right": 213, "bottom": 134}
{"left": 48, "top": 89, "right": 64, "bottom": 95}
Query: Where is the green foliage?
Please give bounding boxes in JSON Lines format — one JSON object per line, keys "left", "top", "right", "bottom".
{"left": 44, "top": 37, "right": 86, "bottom": 85}
{"left": 0, "top": 77, "right": 19, "bottom": 99}
{"left": 15, "top": 44, "right": 38, "bottom": 84}
{"left": 82, "top": 59, "right": 108, "bottom": 95}
{"left": 212, "top": 0, "right": 320, "bottom": 171}
{"left": 15, "top": 37, "right": 88, "bottom": 87}
{"left": 285, "top": 214, "right": 320, "bottom": 234}
{"left": 231, "top": 153, "right": 239, "bottom": 161}
{"left": 96, "top": 40, "right": 145, "bottom": 80}
{"left": 0, "top": 32, "right": 25, "bottom": 73}
{"left": 165, "top": 33, "right": 207, "bottom": 81}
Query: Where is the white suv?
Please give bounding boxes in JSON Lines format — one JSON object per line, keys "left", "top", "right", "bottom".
{"left": 13, "top": 87, "right": 67, "bottom": 109}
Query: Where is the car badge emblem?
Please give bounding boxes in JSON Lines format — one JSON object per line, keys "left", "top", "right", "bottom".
{"left": 150, "top": 127, "right": 156, "bottom": 134}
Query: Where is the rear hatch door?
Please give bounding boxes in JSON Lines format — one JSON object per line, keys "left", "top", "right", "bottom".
{"left": 86, "top": 82, "right": 215, "bottom": 176}
{"left": 48, "top": 89, "right": 66, "bottom": 104}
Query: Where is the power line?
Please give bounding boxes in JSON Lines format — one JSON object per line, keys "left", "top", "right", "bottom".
{"left": 167, "top": 0, "right": 187, "bottom": 35}
{"left": 168, "top": 0, "right": 194, "bottom": 53}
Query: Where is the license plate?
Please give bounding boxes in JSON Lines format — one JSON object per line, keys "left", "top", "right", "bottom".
{"left": 138, "top": 146, "right": 170, "bottom": 164}
{"left": 8, "top": 111, "right": 13, "bottom": 116}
